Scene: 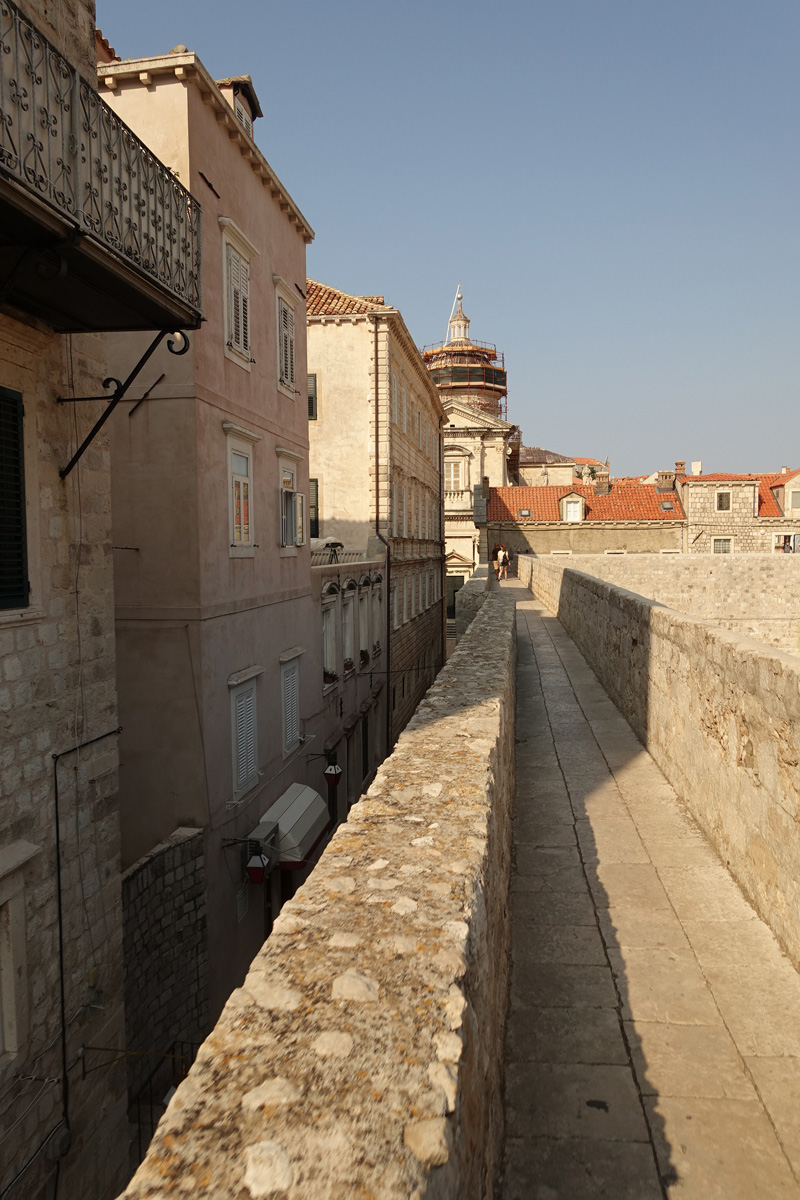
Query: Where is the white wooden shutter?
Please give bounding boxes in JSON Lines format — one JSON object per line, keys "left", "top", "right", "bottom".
{"left": 240, "top": 258, "right": 250, "bottom": 353}
{"left": 280, "top": 300, "right": 295, "bottom": 386}
{"left": 234, "top": 684, "right": 257, "bottom": 792}
{"left": 283, "top": 661, "right": 300, "bottom": 750}
{"left": 295, "top": 492, "right": 305, "bottom": 545}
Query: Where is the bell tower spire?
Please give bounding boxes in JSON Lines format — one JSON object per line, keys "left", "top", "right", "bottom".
{"left": 447, "top": 284, "right": 470, "bottom": 345}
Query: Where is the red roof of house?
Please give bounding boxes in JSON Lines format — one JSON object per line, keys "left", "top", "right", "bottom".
{"left": 307, "top": 279, "right": 392, "bottom": 318}
{"left": 488, "top": 483, "right": 685, "bottom": 523}
{"left": 678, "top": 472, "right": 800, "bottom": 517}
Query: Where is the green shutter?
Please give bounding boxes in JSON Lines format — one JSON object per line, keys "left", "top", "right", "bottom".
{"left": 307, "top": 373, "right": 317, "bottom": 420}
{"left": 0, "top": 387, "right": 28, "bottom": 609}
{"left": 309, "top": 478, "right": 319, "bottom": 539}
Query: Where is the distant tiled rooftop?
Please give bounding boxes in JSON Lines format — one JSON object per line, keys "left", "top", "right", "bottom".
{"left": 307, "top": 280, "right": 392, "bottom": 318}
{"left": 519, "top": 446, "right": 604, "bottom": 468}
{"left": 678, "top": 471, "right": 800, "bottom": 518}
{"left": 489, "top": 483, "right": 685, "bottom": 523}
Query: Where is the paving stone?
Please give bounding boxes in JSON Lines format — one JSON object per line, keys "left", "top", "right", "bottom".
{"left": 512, "top": 922, "right": 608, "bottom": 967}
{"left": 590, "top": 863, "right": 673, "bottom": 911}
{"left": 744, "top": 1056, "right": 800, "bottom": 1177}
{"left": 575, "top": 816, "right": 650, "bottom": 864}
{"left": 510, "top": 962, "right": 618, "bottom": 1011}
{"left": 506, "top": 1005, "right": 629, "bottom": 1065}
{"left": 608, "top": 947, "right": 723, "bottom": 1026}
{"left": 657, "top": 864, "right": 759, "bottom": 923}
{"left": 597, "top": 907, "right": 690, "bottom": 951}
{"left": 503, "top": 1137, "right": 663, "bottom": 1200}
{"left": 624, "top": 1021, "right": 755, "bottom": 1099}
{"left": 506, "top": 1062, "right": 650, "bottom": 1142}
{"left": 645, "top": 1095, "right": 800, "bottom": 1198}
{"left": 511, "top": 889, "right": 598, "bottom": 927}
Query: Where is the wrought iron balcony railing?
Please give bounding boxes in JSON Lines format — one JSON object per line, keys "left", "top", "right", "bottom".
{"left": 0, "top": 0, "right": 201, "bottom": 317}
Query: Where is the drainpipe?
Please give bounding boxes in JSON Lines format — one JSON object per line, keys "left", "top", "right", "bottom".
{"left": 372, "top": 315, "right": 392, "bottom": 754}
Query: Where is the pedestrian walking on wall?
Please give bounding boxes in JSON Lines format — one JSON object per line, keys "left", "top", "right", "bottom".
{"left": 491, "top": 542, "right": 500, "bottom": 578}
{"left": 499, "top": 545, "right": 509, "bottom": 580}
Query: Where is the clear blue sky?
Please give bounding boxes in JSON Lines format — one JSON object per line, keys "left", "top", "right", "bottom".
{"left": 97, "top": 0, "right": 799, "bottom": 476}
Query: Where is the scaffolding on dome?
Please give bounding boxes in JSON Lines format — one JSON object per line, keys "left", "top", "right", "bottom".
{"left": 421, "top": 340, "right": 508, "bottom": 421}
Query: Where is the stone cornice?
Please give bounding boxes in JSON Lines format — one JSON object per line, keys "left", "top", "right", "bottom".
{"left": 98, "top": 54, "right": 314, "bottom": 244}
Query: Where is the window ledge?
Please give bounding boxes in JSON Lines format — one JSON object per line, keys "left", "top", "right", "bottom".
{"left": 223, "top": 421, "right": 261, "bottom": 444}
{"left": 225, "top": 344, "right": 252, "bottom": 372}
{"left": 277, "top": 380, "right": 297, "bottom": 400}
{"left": 228, "top": 664, "right": 265, "bottom": 688}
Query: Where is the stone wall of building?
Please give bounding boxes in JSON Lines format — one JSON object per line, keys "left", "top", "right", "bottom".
{"left": 118, "top": 590, "right": 516, "bottom": 1200}
{"left": 517, "top": 552, "right": 800, "bottom": 654}
{"left": 0, "top": 312, "right": 128, "bottom": 1200}
{"left": 488, "top": 521, "right": 683, "bottom": 556}
{"left": 16, "top": 0, "right": 98, "bottom": 84}
{"left": 518, "top": 554, "right": 800, "bottom": 969}
{"left": 121, "top": 828, "right": 209, "bottom": 1100}
{"left": 454, "top": 566, "right": 490, "bottom": 640}
{"left": 678, "top": 479, "right": 800, "bottom": 554}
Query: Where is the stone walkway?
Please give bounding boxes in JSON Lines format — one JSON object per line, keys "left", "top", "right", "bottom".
{"left": 502, "top": 583, "right": 800, "bottom": 1199}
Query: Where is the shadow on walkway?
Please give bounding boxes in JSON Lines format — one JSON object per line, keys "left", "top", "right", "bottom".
{"left": 502, "top": 581, "right": 800, "bottom": 1200}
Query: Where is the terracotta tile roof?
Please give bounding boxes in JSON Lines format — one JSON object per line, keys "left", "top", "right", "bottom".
{"left": 307, "top": 279, "right": 392, "bottom": 318}
{"left": 573, "top": 456, "right": 605, "bottom": 467}
{"left": 488, "top": 483, "right": 685, "bottom": 523}
{"left": 519, "top": 446, "right": 604, "bottom": 467}
{"left": 678, "top": 472, "right": 800, "bottom": 517}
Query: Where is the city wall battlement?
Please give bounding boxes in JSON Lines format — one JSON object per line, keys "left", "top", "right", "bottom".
{"left": 119, "top": 591, "right": 516, "bottom": 1200}
{"left": 517, "top": 553, "right": 800, "bottom": 968}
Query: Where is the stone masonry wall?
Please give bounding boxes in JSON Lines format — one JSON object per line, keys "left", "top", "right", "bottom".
{"left": 119, "top": 590, "right": 516, "bottom": 1200}
{"left": 122, "top": 828, "right": 209, "bottom": 1100}
{"left": 518, "top": 552, "right": 800, "bottom": 654}
{"left": 0, "top": 311, "right": 127, "bottom": 1200}
{"left": 518, "top": 554, "right": 800, "bottom": 969}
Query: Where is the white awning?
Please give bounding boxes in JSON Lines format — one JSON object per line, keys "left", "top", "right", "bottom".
{"left": 260, "top": 783, "right": 329, "bottom": 868}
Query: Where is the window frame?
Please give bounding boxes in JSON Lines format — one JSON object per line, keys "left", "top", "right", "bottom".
{"left": 309, "top": 478, "right": 319, "bottom": 539}
{"left": 219, "top": 217, "right": 258, "bottom": 371}
{"left": 224, "top": 422, "right": 260, "bottom": 559}
{"left": 230, "top": 674, "right": 260, "bottom": 801}
{"left": 277, "top": 448, "right": 305, "bottom": 555}
{"left": 308, "top": 373, "right": 318, "bottom": 420}
{"left": 274, "top": 275, "right": 298, "bottom": 398}
{"left": 715, "top": 490, "right": 732, "bottom": 513}
{"left": 280, "top": 653, "right": 302, "bottom": 756}
{"left": 712, "top": 537, "right": 733, "bottom": 554}
{"left": 0, "top": 842, "right": 38, "bottom": 1063}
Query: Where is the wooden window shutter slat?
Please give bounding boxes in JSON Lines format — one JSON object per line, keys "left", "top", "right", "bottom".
{"left": 240, "top": 259, "right": 250, "bottom": 353}
{"left": 307, "top": 374, "right": 317, "bottom": 419}
{"left": 0, "top": 388, "right": 28, "bottom": 609}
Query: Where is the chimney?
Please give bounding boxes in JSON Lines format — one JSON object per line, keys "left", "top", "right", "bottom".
{"left": 656, "top": 470, "right": 676, "bottom": 493}
{"left": 691, "top": 461, "right": 702, "bottom": 476}
{"left": 595, "top": 476, "right": 611, "bottom": 495}
{"left": 675, "top": 461, "right": 686, "bottom": 476}
{"left": 781, "top": 465, "right": 790, "bottom": 474}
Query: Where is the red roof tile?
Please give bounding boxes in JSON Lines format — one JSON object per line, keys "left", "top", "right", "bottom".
{"left": 488, "top": 484, "right": 685, "bottom": 523}
{"left": 307, "top": 279, "right": 392, "bottom": 318}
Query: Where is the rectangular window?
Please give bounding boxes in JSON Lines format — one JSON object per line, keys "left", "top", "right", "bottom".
{"left": 279, "top": 297, "right": 295, "bottom": 389}
{"left": 359, "top": 591, "right": 370, "bottom": 663}
{"left": 402, "top": 388, "right": 407, "bottom": 433}
{"left": 403, "top": 577, "right": 409, "bottom": 623}
{"left": 716, "top": 491, "right": 731, "bottom": 512}
{"left": 402, "top": 486, "right": 407, "bottom": 537}
{"left": 343, "top": 598, "right": 354, "bottom": 670}
{"left": 425, "top": 495, "right": 430, "bottom": 540}
{"left": 308, "top": 374, "right": 317, "bottom": 420}
{"left": 226, "top": 245, "right": 250, "bottom": 358}
{"left": 0, "top": 388, "right": 28, "bottom": 609}
{"left": 411, "top": 572, "right": 416, "bottom": 617}
{"left": 282, "top": 658, "right": 300, "bottom": 753}
{"left": 280, "top": 464, "right": 301, "bottom": 548}
{"left": 444, "top": 461, "right": 461, "bottom": 492}
{"left": 565, "top": 500, "right": 581, "bottom": 522}
{"left": 392, "top": 375, "right": 398, "bottom": 423}
{"left": 392, "top": 584, "right": 398, "bottom": 629}
{"left": 309, "top": 478, "right": 319, "bottom": 539}
{"left": 232, "top": 450, "right": 251, "bottom": 545}
{"left": 713, "top": 538, "right": 732, "bottom": 554}
{"left": 426, "top": 570, "right": 431, "bottom": 609}
{"left": 418, "top": 411, "right": 422, "bottom": 449}
{"left": 322, "top": 603, "right": 336, "bottom": 676}
{"left": 790, "top": 491, "right": 800, "bottom": 509}
{"left": 232, "top": 680, "right": 258, "bottom": 798}
{"left": 392, "top": 480, "right": 398, "bottom": 537}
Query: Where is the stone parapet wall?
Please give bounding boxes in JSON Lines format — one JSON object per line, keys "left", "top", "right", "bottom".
{"left": 518, "top": 554, "right": 800, "bottom": 968}
{"left": 454, "top": 566, "right": 491, "bottom": 639}
{"left": 519, "top": 552, "right": 800, "bottom": 653}
{"left": 122, "top": 827, "right": 209, "bottom": 1099}
{"left": 119, "top": 591, "right": 516, "bottom": 1200}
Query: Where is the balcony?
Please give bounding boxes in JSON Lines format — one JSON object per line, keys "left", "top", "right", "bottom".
{"left": 0, "top": 0, "right": 201, "bottom": 332}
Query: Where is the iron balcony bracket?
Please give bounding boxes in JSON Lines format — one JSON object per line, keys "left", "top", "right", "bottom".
{"left": 57, "top": 328, "right": 190, "bottom": 479}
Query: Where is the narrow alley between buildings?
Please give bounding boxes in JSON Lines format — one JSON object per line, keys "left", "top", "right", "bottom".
{"left": 502, "top": 581, "right": 800, "bottom": 1199}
